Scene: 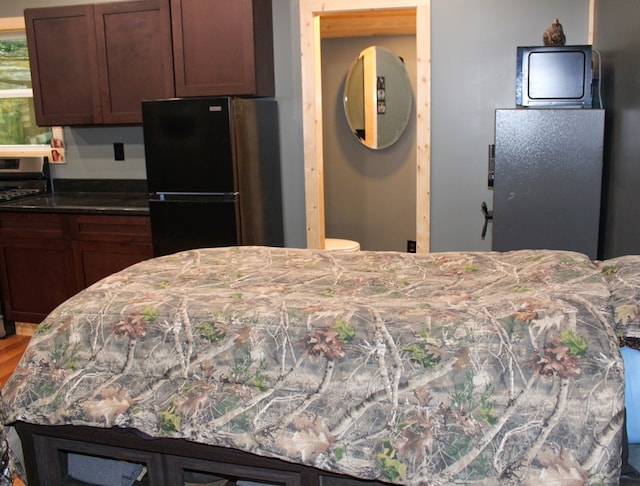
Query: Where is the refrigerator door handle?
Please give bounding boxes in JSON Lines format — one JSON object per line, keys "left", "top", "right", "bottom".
{"left": 153, "top": 192, "right": 239, "bottom": 203}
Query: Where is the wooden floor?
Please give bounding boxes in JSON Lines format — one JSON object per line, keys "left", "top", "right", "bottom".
{"left": 0, "top": 333, "right": 30, "bottom": 388}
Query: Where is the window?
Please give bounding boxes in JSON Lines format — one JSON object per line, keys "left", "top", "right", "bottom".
{"left": 0, "top": 17, "right": 61, "bottom": 159}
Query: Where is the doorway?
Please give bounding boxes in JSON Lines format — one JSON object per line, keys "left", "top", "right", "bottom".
{"left": 298, "top": 1, "right": 431, "bottom": 252}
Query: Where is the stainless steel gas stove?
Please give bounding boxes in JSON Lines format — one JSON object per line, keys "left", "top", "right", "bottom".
{"left": 0, "top": 156, "right": 49, "bottom": 203}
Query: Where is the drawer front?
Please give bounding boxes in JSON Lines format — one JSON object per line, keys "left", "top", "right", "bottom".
{"left": 70, "top": 214, "right": 151, "bottom": 243}
{"left": 0, "top": 212, "right": 66, "bottom": 240}
{"left": 73, "top": 240, "right": 153, "bottom": 287}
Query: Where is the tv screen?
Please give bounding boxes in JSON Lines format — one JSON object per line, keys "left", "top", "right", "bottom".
{"left": 516, "top": 45, "right": 592, "bottom": 108}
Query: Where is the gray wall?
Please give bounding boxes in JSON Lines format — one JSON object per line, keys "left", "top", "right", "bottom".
{"left": 2, "top": 0, "right": 597, "bottom": 252}
{"left": 318, "top": 0, "right": 590, "bottom": 252}
{"left": 430, "top": 0, "right": 589, "bottom": 252}
{"left": 594, "top": 0, "right": 640, "bottom": 258}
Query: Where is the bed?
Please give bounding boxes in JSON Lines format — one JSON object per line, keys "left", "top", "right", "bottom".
{"left": 0, "top": 246, "right": 628, "bottom": 485}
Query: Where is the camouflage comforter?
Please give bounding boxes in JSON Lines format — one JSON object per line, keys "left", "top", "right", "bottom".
{"left": 598, "top": 255, "right": 640, "bottom": 341}
{"left": 0, "top": 247, "right": 627, "bottom": 484}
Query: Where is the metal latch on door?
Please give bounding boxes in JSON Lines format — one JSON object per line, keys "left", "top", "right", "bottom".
{"left": 481, "top": 202, "right": 493, "bottom": 239}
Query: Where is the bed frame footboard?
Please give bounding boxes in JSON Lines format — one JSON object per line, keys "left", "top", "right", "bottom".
{"left": 14, "top": 422, "right": 389, "bottom": 486}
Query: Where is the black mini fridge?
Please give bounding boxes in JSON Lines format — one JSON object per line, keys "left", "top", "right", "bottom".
{"left": 142, "top": 97, "right": 284, "bottom": 257}
{"left": 490, "top": 109, "right": 605, "bottom": 259}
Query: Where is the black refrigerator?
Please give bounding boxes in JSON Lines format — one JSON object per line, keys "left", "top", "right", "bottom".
{"left": 490, "top": 108, "right": 605, "bottom": 260}
{"left": 142, "top": 97, "right": 284, "bottom": 257}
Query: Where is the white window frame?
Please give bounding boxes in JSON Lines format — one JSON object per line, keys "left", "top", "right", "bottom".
{"left": 0, "top": 16, "right": 57, "bottom": 158}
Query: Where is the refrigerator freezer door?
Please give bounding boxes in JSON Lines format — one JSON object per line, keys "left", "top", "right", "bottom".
{"left": 149, "top": 198, "right": 240, "bottom": 257}
{"left": 492, "top": 109, "right": 604, "bottom": 259}
{"left": 142, "top": 97, "right": 235, "bottom": 194}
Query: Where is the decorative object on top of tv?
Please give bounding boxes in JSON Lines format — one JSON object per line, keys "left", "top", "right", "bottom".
{"left": 543, "top": 18, "right": 566, "bottom": 46}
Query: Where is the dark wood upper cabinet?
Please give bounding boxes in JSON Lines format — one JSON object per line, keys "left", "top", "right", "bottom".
{"left": 94, "top": 0, "right": 175, "bottom": 124}
{"left": 25, "top": 0, "right": 274, "bottom": 126}
{"left": 170, "top": 0, "right": 274, "bottom": 97}
{"left": 25, "top": 5, "right": 103, "bottom": 126}
{"left": 25, "top": 0, "right": 175, "bottom": 126}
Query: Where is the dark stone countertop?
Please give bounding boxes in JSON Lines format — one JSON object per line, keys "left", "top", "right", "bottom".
{"left": 0, "top": 192, "right": 149, "bottom": 216}
{"left": 0, "top": 179, "right": 150, "bottom": 216}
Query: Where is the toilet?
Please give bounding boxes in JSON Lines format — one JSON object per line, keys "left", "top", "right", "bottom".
{"left": 324, "top": 238, "right": 360, "bottom": 252}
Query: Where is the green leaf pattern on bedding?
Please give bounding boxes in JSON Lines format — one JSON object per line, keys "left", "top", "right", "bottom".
{"left": 1, "top": 247, "right": 626, "bottom": 484}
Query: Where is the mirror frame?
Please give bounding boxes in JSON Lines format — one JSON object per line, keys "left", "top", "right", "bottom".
{"left": 343, "top": 45, "right": 413, "bottom": 150}
{"left": 299, "top": 0, "right": 431, "bottom": 252}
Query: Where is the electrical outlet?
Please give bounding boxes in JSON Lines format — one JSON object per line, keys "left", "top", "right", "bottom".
{"left": 407, "top": 240, "right": 417, "bottom": 253}
{"left": 113, "top": 142, "right": 125, "bottom": 161}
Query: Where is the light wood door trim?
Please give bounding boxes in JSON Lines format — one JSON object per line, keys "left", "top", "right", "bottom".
{"left": 299, "top": 0, "right": 431, "bottom": 252}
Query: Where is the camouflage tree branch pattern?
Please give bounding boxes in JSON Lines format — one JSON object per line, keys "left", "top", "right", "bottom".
{"left": 1, "top": 247, "right": 627, "bottom": 484}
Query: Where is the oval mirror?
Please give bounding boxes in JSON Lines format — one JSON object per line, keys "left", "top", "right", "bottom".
{"left": 343, "top": 46, "right": 413, "bottom": 150}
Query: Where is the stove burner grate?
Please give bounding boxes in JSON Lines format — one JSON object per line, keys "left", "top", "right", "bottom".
{"left": 0, "top": 188, "right": 44, "bottom": 202}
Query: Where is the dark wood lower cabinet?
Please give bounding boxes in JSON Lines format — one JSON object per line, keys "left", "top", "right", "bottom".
{"left": 163, "top": 455, "right": 302, "bottom": 485}
{"left": 0, "top": 239, "right": 76, "bottom": 322}
{"left": 0, "top": 212, "right": 152, "bottom": 323}
{"left": 30, "top": 434, "right": 165, "bottom": 486}
{"left": 70, "top": 214, "right": 154, "bottom": 288}
{"left": 16, "top": 423, "right": 390, "bottom": 486}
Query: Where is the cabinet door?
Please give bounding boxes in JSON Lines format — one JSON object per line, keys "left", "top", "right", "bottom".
{"left": 70, "top": 214, "right": 153, "bottom": 288}
{"left": 28, "top": 434, "right": 165, "bottom": 486}
{"left": 0, "top": 213, "right": 77, "bottom": 323}
{"left": 25, "top": 5, "right": 102, "bottom": 126}
{"left": 164, "top": 455, "right": 301, "bottom": 485}
{"left": 94, "top": 0, "right": 175, "bottom": 124}
{"left": 170, "top": 0, "right": 274, "bottom": 97}
{"left": 74, "top": 240, "right": 153, "bottom": 288}
{"left": 492, "top": 109, "right": 605, "bottom": 259}
{"left": 320, "top": 476, "right": 390, "bottom": 486}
